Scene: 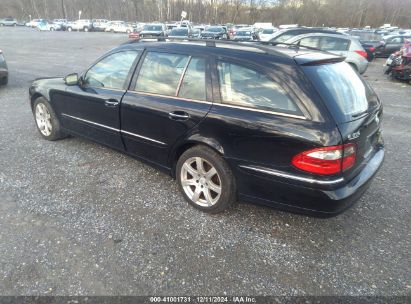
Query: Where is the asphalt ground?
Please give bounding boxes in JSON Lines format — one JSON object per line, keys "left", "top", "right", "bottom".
{"left": 0, "top": 27, "right": 410, "bottom": 297}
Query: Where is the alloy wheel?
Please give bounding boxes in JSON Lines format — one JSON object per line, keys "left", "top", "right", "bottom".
{"left": 180, "top": 157, "right": 222, "bottom": 207}
{"left": 35, "top": 103, "right": 52, "bottom": 136}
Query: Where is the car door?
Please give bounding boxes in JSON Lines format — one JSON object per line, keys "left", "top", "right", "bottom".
{"left": 53, "top": 50, "right": 141, "bottom": 149}
{"left": 198, "top": 56, "right": 334, "bottom": 201}
{"left": 384, "top": 36, "right": 403, "bottom": 55}
{"left": 120, "top": 49, "right": 212, "bottom": 167}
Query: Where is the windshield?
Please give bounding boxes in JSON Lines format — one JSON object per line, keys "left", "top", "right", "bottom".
{"left": 262, "top": 29, "right": 274, "bottom": 34}
{"left": 303, "top": 62, "right": 378, "bottom": 123}
{"left": 206, "top": 27, "right": 223, "bottom": 33}
{"left": 237, "top": 31, "right": 251, "bottom": 36}
{"left": 143, "top": 25, "right": 162, "bottom": 31}
{"left": 170, "top": 28, "right": 188, "bottom": 36}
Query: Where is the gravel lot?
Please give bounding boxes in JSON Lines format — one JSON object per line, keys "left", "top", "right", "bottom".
{"left": 0, "top": 27, "right": 410, "bottom": 297}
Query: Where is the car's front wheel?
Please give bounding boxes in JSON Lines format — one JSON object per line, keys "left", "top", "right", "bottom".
{"left": 176, "top": 145, "right": 236, "bottom": 213}
{"left": 67, "top": 27, "right": 72, "bottom": 32}
{"left": 33, "top": 97, "right": 65, "bottom": 141}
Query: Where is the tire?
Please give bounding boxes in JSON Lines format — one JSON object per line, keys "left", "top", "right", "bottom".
{"left": 176, "top": 145, "right": 236, "bottom": 213}
{"left": 349, "top": 62, "right": 358, "bottom": 72}
{"left": 67, "top": 27, "right": 72, "bottom": 32}
{"left": 84, "top": 27, "right": 89, "bottom": 32}
{"left": 50, "top": 27, "right": 55, "bottom": 31}
{"left": 126, "top": 29, "right": 131, "bottom": 34}
{"left": 32, "top": 97, "right": 65, "bottom": 141}
{"left": 0, "top": 76, "right": 8, "bottom": 86}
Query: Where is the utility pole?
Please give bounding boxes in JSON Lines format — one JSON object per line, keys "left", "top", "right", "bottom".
{"left": 61, "top": 0, "right": 67, "bottom": 19}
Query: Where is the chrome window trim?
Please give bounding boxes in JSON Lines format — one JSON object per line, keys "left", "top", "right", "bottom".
{"left": 62, "top": 113, "right": 167, "bottom": 146}
{"left": 213, "top": 103, "right": 307, "bottom": 120}
{"left": 126, "top": 91, "right": 306, "bottom": 120}
{"left": 121, "top": 130, "right": 167, "bottom": 146}
{"left": 62, "top": 113, "right": 119, "bottom": 132}
{"left": 239, "top": 165, "right": 344, "bottom": 185}
{"left": 175, "top": 55, "right": 192, "bottom": 96}
{"left": 127, "top": 90, "right": 211, "bottom": 105}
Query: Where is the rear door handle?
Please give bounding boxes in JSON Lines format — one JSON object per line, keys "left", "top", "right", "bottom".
{"left": 169, "top": 111, "right": 190, "bottom": 120}
{"left": 105, "top": 99, "right": 119, "bottom": 107}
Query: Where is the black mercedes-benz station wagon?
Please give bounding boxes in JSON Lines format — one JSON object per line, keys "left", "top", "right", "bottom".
{"left": 29, "top": 40, "right": 384, "bottom": 216}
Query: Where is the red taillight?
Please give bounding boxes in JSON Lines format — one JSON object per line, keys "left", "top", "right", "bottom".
{"left": 369, "top": 47, "right": 375, "bottom": 52}
{"left": 355, "top": 50, "right": 368, "bottom": 58}
{"left": 292, "top": 144, "right": 356, "bottom": 175}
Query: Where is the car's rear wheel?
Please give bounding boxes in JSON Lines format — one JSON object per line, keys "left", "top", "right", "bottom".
{"left": 0, "top": 76, "right": 7, "bottom": 86}
{"left": 67, "top": 27, "right": 72, "bottom": 32}
{"left": 33, "top": 97, "right": 65, "bottom": 141}
{"left": 50, "top": 27, "right": 55, "bottom": 31}
{"left": 176, "top": 145, "right": 236, "bottom": 213}
{"left": 84, "top": 27, "right": 89, "bottom": 32}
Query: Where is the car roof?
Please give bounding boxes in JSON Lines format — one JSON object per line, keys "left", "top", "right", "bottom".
{"left": 117, "top": 40, "right": 343, "bottom": 66}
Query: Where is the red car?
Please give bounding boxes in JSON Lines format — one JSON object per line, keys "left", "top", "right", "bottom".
{"left": 128, "top": 31, "right": 140, "bottom": 40}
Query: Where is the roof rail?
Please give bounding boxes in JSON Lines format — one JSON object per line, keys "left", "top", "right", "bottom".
{"left": 126, "top": 37, "right": 284, "bottom": 55}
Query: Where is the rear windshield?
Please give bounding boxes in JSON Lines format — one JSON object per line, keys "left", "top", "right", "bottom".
{"left": 303, "top": 62, "right": 377, "bottom": 123}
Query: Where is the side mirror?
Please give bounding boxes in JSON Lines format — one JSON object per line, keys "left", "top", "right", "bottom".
{"left": 64, "top": 73, "right": 79, "bottom": 86}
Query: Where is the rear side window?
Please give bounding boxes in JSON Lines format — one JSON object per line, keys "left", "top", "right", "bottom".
{"left": 303, "top": 62, "right": 374, "bottom": 123}
{"left": 136, "top": 52, "right": 190, "bottom": 96}
{"left": 319, "top": 37, "right": 350, "bottom": 51}
{"left": 298, "top": 36, "right": 321, "bottom": 48}
{"left": 217, "top": 61, "right": 302, "bottom": 115}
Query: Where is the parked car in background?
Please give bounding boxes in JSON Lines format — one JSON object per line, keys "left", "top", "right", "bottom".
{"left": 92, "top": 19, "right": 109, "bottom": 32}
{"left": 168, "top": 27, "right": 192, "bottom": 39}
{"left": 376, "top": 35, "right": 411, "bottom": 57}
{"left": 269, "top": 27, "right": 343, "bottom": 43}
{"left": 128, "top": 30, "right": 140, "bottom": 40}
{"left": 228, "top": 24, "right": 249, "bottom": 37}
{"left": 349, "top": 30, "right": 384, "bottom": 61}
{"left": 0, "top": 17, "right": 18, "bottom": 26}
{"left": 105, "top": 21, "right": 133, "bottom": 34}
{"left": 53, "top": 19, "right": 68, "bottom": 30}
{"left": 201, "top": 26, "right": 229, "bottom": 39}
{"left": 139, "top": 23, "right": 167, "bottom": 39}
{"left": 232, "top": 28, "right": 257, "bottom": 41}
{"left": 37, "top": 21, "right": 62, "bottom": 31}
{"left": 258, "top": 27, "right": 278, "bottom": 41}
{"left": 0, "top": 49, "right": 8, "bottom": 85}
{"left": 284, "top": 33, "right": 369, "bottom": 74}
{"left": 29, "top": 40, "right": 384, "bottom": 216}
{"left": 26, "top": 19, "right": 45, "bottom": 28}
{"left": 66, "top": 20, "right": 92, "bottom": 32}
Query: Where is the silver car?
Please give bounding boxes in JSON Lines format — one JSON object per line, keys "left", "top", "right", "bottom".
{"left": 0, "top": 17, "right": 17, "bottom": 26}
{"left": 284, "top": 33, "right": 369, "bottom": 74}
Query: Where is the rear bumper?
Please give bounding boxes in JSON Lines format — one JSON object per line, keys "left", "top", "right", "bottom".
{"left": 234, "top": 148, "right": 385, "bottom": 217}
{"left": 0, "top": 68, "right": 8, "bottom": 78}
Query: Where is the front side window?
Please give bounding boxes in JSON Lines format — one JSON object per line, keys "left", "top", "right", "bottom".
{"left": 136, "top": 52, "right": 190, "bottom": 96}
{"left": 217, "top": 61, "right": 302, "bottom": 115}
{"left": 84, "top": 51, "right": 139, "bottom": 89}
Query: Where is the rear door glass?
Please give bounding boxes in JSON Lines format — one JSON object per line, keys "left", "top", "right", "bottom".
{"left": 319, "top": 37, "right": 350, "bottom": 51}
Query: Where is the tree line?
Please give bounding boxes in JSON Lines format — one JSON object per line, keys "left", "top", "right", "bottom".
{"left": 1, "top": 0, "right": 410, "bottom": 28}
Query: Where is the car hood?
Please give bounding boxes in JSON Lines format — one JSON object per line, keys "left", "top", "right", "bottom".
{"left": 202, "top": 31, "right": 222, "bottom": 35}
{"left": 140, "top": 31, "right": 163, "bottom": 35}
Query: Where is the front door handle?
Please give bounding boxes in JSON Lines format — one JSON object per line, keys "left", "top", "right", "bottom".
{"left": 169, "top": 111, "right": 190, "bottom": 120}
{"left": 105, "top": 99, "right": 119, "bottom": 107}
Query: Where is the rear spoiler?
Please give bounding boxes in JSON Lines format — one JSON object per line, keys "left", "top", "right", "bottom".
{"left": 298, "top": 57, "right": 346, "bottom": 66}
{"left": 293, "top": 52, "right": 345, "bottom": 66}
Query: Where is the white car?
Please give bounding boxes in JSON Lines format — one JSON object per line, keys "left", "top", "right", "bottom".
{"left": 258, "top": 27, "right": 278, "bottom": 41}
{"left": 66, "top": 20, "right": 92, "bottom": 32}
{"left": 37, "top": 22, "right": 62, "bottom": 31}
{"left": 26, "top": 19, "right": 45, "bottom": 28}
{"left": 105, "top": 21, "right": 133, "bottom": 33}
